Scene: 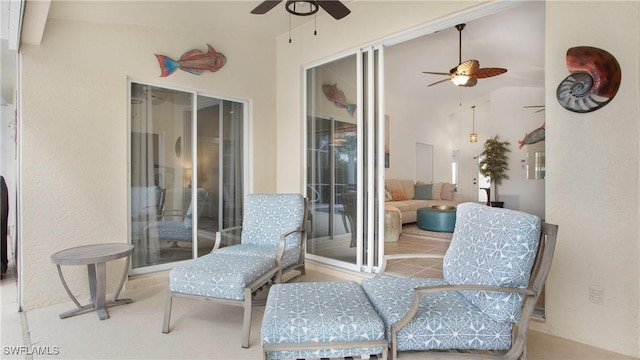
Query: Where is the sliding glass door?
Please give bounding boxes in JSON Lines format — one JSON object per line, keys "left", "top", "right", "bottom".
{"left": 304, "top": 47, "right": 384, "bottom": 272}
{"left": 129, "top": 82, "right": 246, "bottom": 272}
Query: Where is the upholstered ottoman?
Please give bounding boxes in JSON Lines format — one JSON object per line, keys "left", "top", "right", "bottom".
{"left": 262, "top": 281, "right": 388, "bottom": 360}
{"left": 416, "top": 206, "right": 456, "bottom": 232}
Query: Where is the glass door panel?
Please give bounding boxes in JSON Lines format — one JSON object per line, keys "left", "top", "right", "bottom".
{"left": 306, "top": 54, "right": 359, "bottom": 267}
{"left": 130, "top": 83, "right": 246, "bottom": 271}
{"left": 130, "top": 84, "right": 193, "bottom": 268}
{"left": 304, "top": 48, "right": 385, "bottom": 273}
{"left": 195, "top": 98, "right": 244, "bottom": 257}
{"left": 195, "top": 96, "right": 220, "bottom": 256}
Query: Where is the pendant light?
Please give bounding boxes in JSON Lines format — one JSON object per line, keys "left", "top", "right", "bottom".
{"left": 469, "top": 105, "right": 478, "bottom": 143}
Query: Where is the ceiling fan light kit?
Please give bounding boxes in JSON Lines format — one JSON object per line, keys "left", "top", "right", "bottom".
{"left": 251, "top": 0, "right": 350, "bottom": 20}
{"left": 251, "top": 0, "right": 350, "bottom": 43}
{"left": 423, "top": 23, "right": 507, "bottom": 88}
{"left": 286, "top": 0, "right": 318, "bottom": 16}
{"left": 453, "top": 75, "right": 470, "bottom": 86}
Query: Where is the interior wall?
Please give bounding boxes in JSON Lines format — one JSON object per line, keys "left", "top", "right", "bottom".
{"left": 386, "top": 85, "right": 545, "bottom": 217}
{"left": 19, "top": 18, "right": 276, "bottom": 309}
{"left": 276, "top": 1, "right": 640, "bottom": 357}
{"left": 384, "top": 89, "right": 453, "bottom": 182}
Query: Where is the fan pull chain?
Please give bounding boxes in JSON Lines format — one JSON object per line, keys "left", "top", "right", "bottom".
{"left": 314, "top": 12, "right": 317, "bottom": 36}
{"left": 289, "top": 13, "right": 292, "bottom": 43}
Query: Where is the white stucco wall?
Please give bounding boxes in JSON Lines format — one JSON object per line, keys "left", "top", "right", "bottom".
{"left": 275, "top": 1, "right": 639, "bottom": 357}
{"left": 19, "top": 18, "right": 277, "bottom": 309}
{"left": 539, "top": 1, "right": 639, "bottom": 356}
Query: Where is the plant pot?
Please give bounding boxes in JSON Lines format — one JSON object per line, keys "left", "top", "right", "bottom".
{"left": 490, "top": 201, "right": 504, "bottom": 208}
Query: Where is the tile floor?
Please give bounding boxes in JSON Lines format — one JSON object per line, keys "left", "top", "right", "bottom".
{"left": 1, "top": 242, "right": 638, "bottom": 360}
{"left": 384, "top": 231, "right": 450, "bottom": 278}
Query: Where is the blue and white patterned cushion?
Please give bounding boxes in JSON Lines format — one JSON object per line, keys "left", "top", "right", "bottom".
{"left": 169, "top": 253, "right": 275, "bottom": 301}
{"left": 443, "top": 202, "right": 541, "bottom": 323}
{"left": 361, "top": 277, "right": 513, "bottom": 351}
{"left": 240, "top": 193, "right": 305, "bottom": 247}
{"left": 154, "top": 220, "right": 191, "bottom": 240}
{"left": 214, "top": 243, "right": 301, "bottom": 268}
{"left": 131, "top": 186, "right": 162, "bottom": 219}
{"left": 361, "top": 203, "right": 542, "bottom": 352}
{"left": 262, "top": 281, "right": 386, "bottom": 360}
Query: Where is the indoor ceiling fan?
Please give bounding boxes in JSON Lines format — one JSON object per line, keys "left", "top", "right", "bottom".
{"left": 423, "top": 24, "right": 507, "bottom": 87}
{"left": 251, "top": 0, "right": 351, "bottom": 20}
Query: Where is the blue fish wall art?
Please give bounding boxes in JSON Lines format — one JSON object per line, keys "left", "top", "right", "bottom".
{"left": 155, "top": 44, "right": 226, "bottom": 77}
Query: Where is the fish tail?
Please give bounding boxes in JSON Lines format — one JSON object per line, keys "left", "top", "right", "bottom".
{"left": 155, "top": 54, "right": 179, "bottom": 77}
{"left": 346, "top": 104, "right": 357, "bottom": 117}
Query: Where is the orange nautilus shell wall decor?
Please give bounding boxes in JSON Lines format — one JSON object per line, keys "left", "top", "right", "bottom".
{"left": 556, "top": 46, "right": 621, "bottom": 113}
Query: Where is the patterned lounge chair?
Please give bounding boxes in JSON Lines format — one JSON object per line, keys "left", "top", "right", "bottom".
{"left": 162, "top": 193, "right": 307, "bottom": 348}
{"left": 361, "top": 202, "right": 558, "bottom": 359}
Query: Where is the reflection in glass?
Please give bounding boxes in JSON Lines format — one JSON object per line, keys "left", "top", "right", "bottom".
{"left": 129, "top": 83, "right": 244, "bottom": 270}
{"left": 306, "top": 54, "right": 358, "bottom": 266}
{"left": 527, "top": 142, "right": 546, "bottom": 180}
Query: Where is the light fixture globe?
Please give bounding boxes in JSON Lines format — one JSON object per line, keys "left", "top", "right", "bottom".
{"left": 470, "top": 132, "right": 478, "bottom": 143}
{"left": 286, "top": 0, "right": 319, "bottom": 16}
{"left": 452, "top": 75, "right": 470, "bottom": 86}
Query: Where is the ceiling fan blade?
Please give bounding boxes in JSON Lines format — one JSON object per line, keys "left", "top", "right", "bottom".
{"left": 251, "top": 0, "right": 283, "bottom": 14}
{"left": 317, "top": 1, "right": 351, "bottom": 19}
{"left": 427, "top": 78, "right": 452, "bottom": 87}
{"left": 422, "top": 71, "right": 452, "bottom": 76}
{"left": 470, "top": 67, "right": 508, "bottom": 79}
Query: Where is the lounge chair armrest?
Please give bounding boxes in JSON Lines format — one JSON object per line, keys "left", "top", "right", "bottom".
{"left": 213, "top": 226, "right": 243, "bottom": 252}
{"left": 375, "top": 253, "right": 445, "bottom": 278}
{"left": 276, "top": 228, "right": 305, "bottom": 262}
{"left": 391, "top": 284, "right": 536, "bottom": 336}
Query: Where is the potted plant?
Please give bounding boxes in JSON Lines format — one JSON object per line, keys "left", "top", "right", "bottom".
{"left": 479, "top": 135, "right": 511, "bottom": 207}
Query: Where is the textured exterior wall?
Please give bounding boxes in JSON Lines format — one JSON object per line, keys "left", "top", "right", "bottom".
{"left": 20, "top": 19, "right": 277, "bottom": 309}
{"left": 540, "top": 1, "right": 639, "bottom": 357}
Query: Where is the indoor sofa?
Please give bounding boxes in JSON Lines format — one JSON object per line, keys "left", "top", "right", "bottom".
{"left": 385, "top": 179, "right": 463, "bottom": 224}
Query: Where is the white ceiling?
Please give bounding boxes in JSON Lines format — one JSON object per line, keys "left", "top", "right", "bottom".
{"left": 46, "top": 0, "right": 308, "bottom": 40}
{"left": 2, "top": 1, "right": 544, "bottom": 108}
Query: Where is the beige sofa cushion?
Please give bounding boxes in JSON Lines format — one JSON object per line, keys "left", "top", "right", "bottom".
{"left": 384, "top": 178, "right": 464, "bottom": 224}
{"left": 386, "top": 179, "right": 415, "bottom": 199}
{"left": 432, "top": 182, "right": 443, "bottom": 200}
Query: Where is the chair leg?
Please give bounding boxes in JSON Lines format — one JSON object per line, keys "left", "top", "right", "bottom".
{"left": 241, "top": 287, "right": 252, "bottom": 348}
{"left": 162, "top": 286, "right": 173, "bottom": 334}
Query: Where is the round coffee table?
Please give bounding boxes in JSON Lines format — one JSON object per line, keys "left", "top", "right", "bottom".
{"left": 416, "top": 206, "right": 456, "bottom": 233}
